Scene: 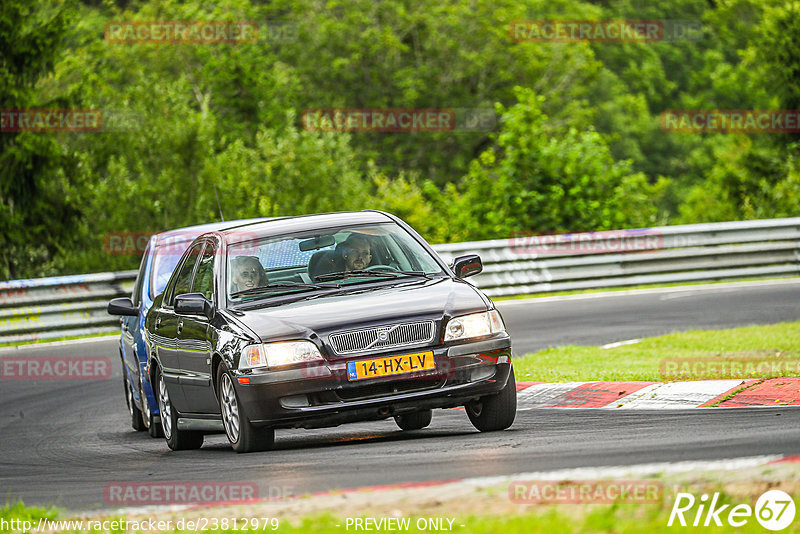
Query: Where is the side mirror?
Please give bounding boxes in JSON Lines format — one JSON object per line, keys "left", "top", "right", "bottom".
{"left": 452, "top": 254, "right": 483, "bottom": 278}
{"left": 174, "top": 293, "right": 214, "bottom": 320}
{"left": 108, "top": 297, "right": 138, "bottom": 317}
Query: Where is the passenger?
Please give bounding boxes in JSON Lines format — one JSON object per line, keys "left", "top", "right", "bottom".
{"left": 230, "top": 256, "right": 268, "bottom": 293}
{"left": 337, "top": 234, "right": 372, "bottom": 271}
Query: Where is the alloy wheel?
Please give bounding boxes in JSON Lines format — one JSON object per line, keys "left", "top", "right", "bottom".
{"left": 125, "top": 377, "right": 134, "bottom": 416}
{"left": 158, "top": 374, "right": 173, "bottom": 439}
{"left": 220, "top": 374, "right": 240, "bottom": 444}
{"left": 467, "top": 400, "right": 483, "bottom": 418}
{"left": 140, "top": 382, "right": 151, "bottom": 429}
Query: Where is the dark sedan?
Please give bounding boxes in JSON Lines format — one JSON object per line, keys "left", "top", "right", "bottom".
{"left": 135, "top": 211, "right": 515, "bottom": 453}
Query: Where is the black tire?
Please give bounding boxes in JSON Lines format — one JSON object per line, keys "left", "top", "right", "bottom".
{"left": 217, "top": 365, "right": 274, "bottom": 454}
{"left": 156, "top": 367, "right": 203, "bottom": 450}
{"left": 140, "top": 378, "right": 163, "bottom": 438}
{"left": 394, "top": 409, "right": 432, "bottom": 431}
{"left": 124, "top": 372, "right": 146, "bottom": 432}
{"left": 466, "top": 366, "right": 517, "bottom": 432}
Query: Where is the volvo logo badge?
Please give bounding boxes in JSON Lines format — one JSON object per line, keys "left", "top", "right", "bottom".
{"left": 377, "top": 330, "right": 389, "bottom": 342}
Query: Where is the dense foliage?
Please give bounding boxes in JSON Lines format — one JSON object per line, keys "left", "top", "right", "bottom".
{"left": 1, "top": 0, "right": 798, "bottom": 278}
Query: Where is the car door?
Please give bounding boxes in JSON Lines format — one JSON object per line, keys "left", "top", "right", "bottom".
{"left": 176, "top": 239, "right": 219, "bottom": 414}
{"left": 153, "top": 241, "right": 204, "bottom": 413}
{"left": 122, "top": 242, "right": 150, "bottom": 400}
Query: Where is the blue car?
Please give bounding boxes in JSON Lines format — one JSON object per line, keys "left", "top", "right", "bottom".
{"left": 114, "top": 219, "right": 269, "bottom": 436}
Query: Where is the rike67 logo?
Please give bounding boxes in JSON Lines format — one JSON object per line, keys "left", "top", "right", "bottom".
{"left": 669, "top": 490, "right": 796, "bottom": 531}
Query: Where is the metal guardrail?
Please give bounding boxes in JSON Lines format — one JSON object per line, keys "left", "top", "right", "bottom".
{"left": 0, "top": 271, "right": 137, "bottom": 344}
{"left": 1, "top": 218, "right": 799, "bottom": 344}
{"left": 434, "top": 218, "right": 800, "bottom": 296}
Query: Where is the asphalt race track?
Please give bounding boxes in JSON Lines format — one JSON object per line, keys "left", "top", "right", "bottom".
{"left": 2, "top": 280, "right": 799, "bottom": 511}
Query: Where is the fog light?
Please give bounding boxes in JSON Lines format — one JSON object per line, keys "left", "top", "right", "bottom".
{"left": 470, "top": 367, "right": 496, "bottom": 381}
{"left": 281, "top": 394, "right": 310, "bottom": 408}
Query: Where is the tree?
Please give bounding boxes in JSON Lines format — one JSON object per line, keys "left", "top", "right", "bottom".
{"left": 677, "top": 1, "right": 800, "bottom": 222}
{"left": 0, "top": 0, "right": 82, "bottom": 279}
{"left": 434, "top": 88, "right": 667, "bottom": 241}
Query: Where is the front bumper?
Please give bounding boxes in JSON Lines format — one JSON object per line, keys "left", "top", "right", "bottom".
{"left": 233, "top": 335, "right": 512, "bottom": 429}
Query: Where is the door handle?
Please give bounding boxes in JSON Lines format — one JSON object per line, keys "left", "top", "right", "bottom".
{"left": 177, "top": 320, "right": 183, "bottom": 335}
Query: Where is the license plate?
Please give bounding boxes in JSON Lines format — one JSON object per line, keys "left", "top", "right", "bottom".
{"left": 347, "top": 351, "right": 435, "bottom": 381}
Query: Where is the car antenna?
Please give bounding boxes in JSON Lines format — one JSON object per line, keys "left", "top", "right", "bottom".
{"left": 213, "top": 184, "right": 225, "bottom": 222}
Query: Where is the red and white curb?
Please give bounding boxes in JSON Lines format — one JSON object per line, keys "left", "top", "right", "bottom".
{"left": 515, "top": 377, "right": 800, "bottom": 409}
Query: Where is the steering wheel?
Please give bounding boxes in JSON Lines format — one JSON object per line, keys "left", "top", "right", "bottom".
{"left": 364, "top": 264, "right": 400, "bottom": 272}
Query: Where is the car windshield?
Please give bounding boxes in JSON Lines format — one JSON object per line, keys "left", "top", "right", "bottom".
{"left": 227, "top": 222, "right": 444, "bottom": 302}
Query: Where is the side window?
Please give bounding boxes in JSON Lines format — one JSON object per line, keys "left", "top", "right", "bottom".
{"left": 131, "top": 242, "right": 150, "bottom": 306}
{"left": 168, "top": 242, "right": 204, "bottom": 305}
{"left": 192, "top": 243, "right": 216, "bottom": 301}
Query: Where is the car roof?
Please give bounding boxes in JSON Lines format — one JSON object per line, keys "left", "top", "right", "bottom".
{"left": 216, "top": 211, "right": 394, "bottom": 242}
{"left": 153, "top": 218, "right": 274, "bottom": 247}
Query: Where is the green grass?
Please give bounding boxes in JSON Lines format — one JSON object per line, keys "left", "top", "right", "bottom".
{"left": 1, "top": 500, "right": 58, "bottom": 527}
{"left": 492, "top": 276, "right": 800, "bottom": 301}
{"left": 513, "top": 320, "right": 800, "bottom": 382}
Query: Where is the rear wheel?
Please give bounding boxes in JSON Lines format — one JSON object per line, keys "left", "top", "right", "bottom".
{"left": 394, "top": 409, "right": 432, "bottom": 431}
{"left": 123, "top": 372, "right": 145, "bottom": 431}
{"left": 156, "top": 367, "right": 203, "bottom": 450}
{"left": 218, "top": 365, "right": 274, "bottom": 453}
{"left": 466, "top": 367, "right": 517, "bottom": 432}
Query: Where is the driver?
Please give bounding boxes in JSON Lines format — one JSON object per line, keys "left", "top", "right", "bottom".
{"left": 337, "top": 234, "right": 372, "bottom": 271}
{"left": 230, "top": 256, "right": 268, "bottom": 293}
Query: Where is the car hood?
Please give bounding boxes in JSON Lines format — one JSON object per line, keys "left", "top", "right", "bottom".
{"left": 234, "top": 278, "right": 489, "bottom": 352}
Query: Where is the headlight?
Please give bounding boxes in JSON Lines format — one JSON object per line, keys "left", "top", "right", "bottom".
{"left": 443, "top": 310, "right": 506, "bottom": 342}
{"left": 239, "top": 341, "right": 324, "bottom": 370}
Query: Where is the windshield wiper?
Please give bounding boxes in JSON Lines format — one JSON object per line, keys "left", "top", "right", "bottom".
{"left": 315, "top": 270, "right": 442, "bottom": 282}
{"left": 395, "top": 270, "right": 440, "bottom": 278}
{"left": 314, "top": 270, "right": 406, "bottom": 281}
{"left": 231, "top": 282, "right": 339, "bottom": 298}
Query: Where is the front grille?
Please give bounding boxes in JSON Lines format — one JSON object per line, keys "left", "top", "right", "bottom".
{"left": 329, "top": 321, "right": 435, "bottom": 355}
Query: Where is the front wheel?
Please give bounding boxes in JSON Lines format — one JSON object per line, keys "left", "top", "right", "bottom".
{"left": 466, "top": 367, "right": 517, "bottom": 432}
{"left": 218, "top": 366, "right": 274, "bottom": 453}
{"left": 394, "top": 410, "right": 432, "bottom": 431}
{"left": 156, "top": 367, "right": 203, "bottom": 450}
